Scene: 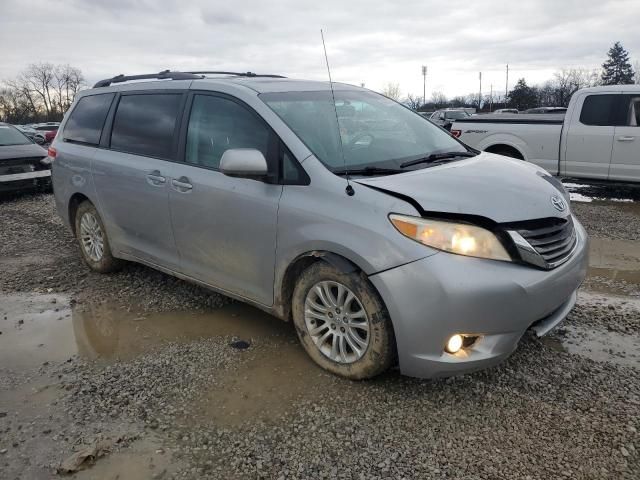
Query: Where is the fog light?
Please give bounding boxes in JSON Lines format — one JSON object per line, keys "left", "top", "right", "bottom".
{"left": 445, "top": 334, "right": 463, "bottom": 354}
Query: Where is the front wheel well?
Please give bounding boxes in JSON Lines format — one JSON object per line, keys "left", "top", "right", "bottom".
{"left": 484, "top": 144, "right": 525, "bottom": 160}
{"left": 68, "top": 193, "right": 91, "bottom": 235}
{"left": 277, "top": 251, "right": 361, "bottom": 321}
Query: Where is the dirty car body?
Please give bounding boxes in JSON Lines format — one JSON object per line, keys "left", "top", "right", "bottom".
{"left": 50, "top": 73, "right": 588, "bottom": 379}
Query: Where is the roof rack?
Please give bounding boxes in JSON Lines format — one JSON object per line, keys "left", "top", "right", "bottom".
{"left": 93, "top": 70, "right": 286, "bottom": 88}
{"left": 185, "top": 71, "right": 286, "bottom": 78}
{"left": 94, "top": 70, "right": 203, "bottom": 88}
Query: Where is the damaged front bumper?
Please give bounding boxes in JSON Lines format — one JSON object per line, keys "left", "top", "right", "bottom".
{"left": 369, "top": 219, "right": 589, "bottom": 379}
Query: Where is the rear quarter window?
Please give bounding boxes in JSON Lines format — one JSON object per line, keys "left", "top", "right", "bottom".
{"left": 64, "top": 93, "right": 115, "bottom": 144}
{"left": 579, "top": 94, "right": 626, "bottom": 126}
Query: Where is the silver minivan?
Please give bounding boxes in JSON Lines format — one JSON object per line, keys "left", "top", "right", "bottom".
{"left": 51, "top": 71, "right": 588, "bottom": 379}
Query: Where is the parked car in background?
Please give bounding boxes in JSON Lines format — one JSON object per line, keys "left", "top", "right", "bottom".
{"left": 429, "top": 109, "right": 471, "bottom": 130}
{"left": 0, "top": 123, "right": 51, "bottom": 193}
{"left": 523, "top": 107, "right": 567, "bottom": 114}
{"left": 494, "top": 108, "right": 519, "bottom": 114}
{"left": 33, "top": 123, "right": 59, "bottom": 145}
{"left": 14, "top": 125, "right": 37, "bottom": 140}
{"left": 51, "top": 71, "right": 587, "bottom": 380}
{"left": 452, "top": 85, "right": 640, "bottom": 182}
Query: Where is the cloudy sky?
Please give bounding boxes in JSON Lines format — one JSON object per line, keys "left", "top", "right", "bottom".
{"left": 2, "top": 0, "right": 639, "bottom": 99}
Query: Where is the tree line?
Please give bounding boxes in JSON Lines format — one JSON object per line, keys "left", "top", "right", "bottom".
{"left": 0, "top": 63, "right": 85, "bottom": 124}
{"left": 393, "top": 41, "right": 638, "bottom": 112}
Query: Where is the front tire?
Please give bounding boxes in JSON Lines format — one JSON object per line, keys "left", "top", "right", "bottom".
{"left": 292, "top": 262, "right": 395, "bottom": 379}
{"left": 74, "top": 201, "right": 122, "bottom": 273}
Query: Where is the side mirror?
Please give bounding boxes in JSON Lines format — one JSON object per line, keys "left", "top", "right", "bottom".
{"left": 220, "top": 148, "right": 268, "bottom": 179}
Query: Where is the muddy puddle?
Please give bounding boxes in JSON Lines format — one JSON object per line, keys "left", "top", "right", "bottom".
{"left": 542, "top": 324, "right": 640, "bottom": 368}
{"left": 193, "top": 338, "right": 348, "bottom": 427}
{"left": 586, "top": 237, "right": 640, "bottom": 295}
{"left": 0, "top": 293, "right": 292, "bottom": 371}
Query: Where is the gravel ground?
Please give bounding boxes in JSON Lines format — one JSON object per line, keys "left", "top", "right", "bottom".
{"left": 0, "top": 194, "right": 229, "bottom": 311}
{"left": 571, "top": 202, "right": 640, "bottom": 242}
{"left": 1, "top": 193, "right": 639, "bottom": 479}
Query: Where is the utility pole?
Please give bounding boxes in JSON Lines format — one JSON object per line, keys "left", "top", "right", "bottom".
{"left": 479, "top": 72, "right": 482, "bottom": 111}
{"left": 490, "top": 84, "right": 493, "bottom": 112}
{"left": 421, "top": 65, "right": 427, "bottom": 108}
{"left": 505, "top": 64, "right": 509, "bottom": 108}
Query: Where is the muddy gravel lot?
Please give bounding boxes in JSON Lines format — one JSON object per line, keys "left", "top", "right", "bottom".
{"left": 1, "top": 187, "right": 639, "bottom": 480}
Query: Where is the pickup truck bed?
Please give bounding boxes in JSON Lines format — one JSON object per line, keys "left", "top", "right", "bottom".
{"left": 452, "top": 85, "right": 640, "bottom": 182}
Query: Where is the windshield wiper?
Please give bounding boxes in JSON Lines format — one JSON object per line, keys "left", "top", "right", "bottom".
{"left": 333, "top": 166, "right": 404, "bottom": 176}
{"left": 400, "top": 151, "right": 477, "bottom": 169}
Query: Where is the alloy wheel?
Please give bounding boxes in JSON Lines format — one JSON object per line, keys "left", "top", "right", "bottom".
{"left": 304, "top": 280, "right": 370, "bottom": 364}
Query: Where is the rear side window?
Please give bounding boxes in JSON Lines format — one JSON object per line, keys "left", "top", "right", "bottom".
{"left": 64, "top": 94, "right": 114, "bottom": 145}
{"left": 579, "top": 94, "right": 624, "bottom": 126}
{"left": 185, "top": 95, "right": 270, "bottom": 169}
{"left": 111, "top": 94, "right": 182, "bottom": 159}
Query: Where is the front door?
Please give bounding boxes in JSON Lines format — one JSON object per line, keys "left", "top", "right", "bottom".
{"left": 166, "top": 93, "right": 282, "bottom": 306}
{"left": 610, "top": 95, "right": 640, "bottom": 182}
{"left": 562, "top": 93, "right": 617, "bottom": 180}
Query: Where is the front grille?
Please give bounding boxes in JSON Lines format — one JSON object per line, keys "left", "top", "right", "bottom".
{"left": 516, "top": 216, "right": 577, "bottom": 268}
{"left": 0, "top": 157, "right": 47, "bottom": 176}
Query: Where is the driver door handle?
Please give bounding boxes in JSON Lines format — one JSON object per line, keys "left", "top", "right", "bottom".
{"left": 171, "top": 176, "right": 193, "bottom": 192}
{"left": 617, "top": 136, "right": 635, "bottom": 142}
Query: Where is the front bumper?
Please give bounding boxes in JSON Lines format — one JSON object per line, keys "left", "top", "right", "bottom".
{"left": 369, "top": 219, "right": 589, "bottom": 378}
{"left": 0, "top": 169, "right": 51, "bottom": 192}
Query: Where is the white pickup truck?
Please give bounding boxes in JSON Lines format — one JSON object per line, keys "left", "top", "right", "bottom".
{"left": 451, "top": 85, "right": 640, "bottom": 182}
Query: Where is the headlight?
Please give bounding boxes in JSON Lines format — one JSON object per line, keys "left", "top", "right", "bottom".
{"left": 389, "top": 214, "right": 511, "bottom": 262}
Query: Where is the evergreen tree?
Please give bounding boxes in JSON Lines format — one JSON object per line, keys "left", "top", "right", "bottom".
{"left": 507, "top": 79, "right": 538, "bottom": 110}
{"left": 601, "top": 41, "right": 635, "bottom": 85}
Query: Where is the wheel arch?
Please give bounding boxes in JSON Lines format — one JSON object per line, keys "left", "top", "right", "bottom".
{"left": 68, "top": 192, "right": 92, "bottom": 236}
{"left": 483, "top": 143, "right": 525, "bottom": 160}
{"left": 275, "top": 250, "right": 387, "bottom": 322}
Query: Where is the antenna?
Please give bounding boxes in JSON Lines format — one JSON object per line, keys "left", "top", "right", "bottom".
{"left": 320, "top": 29, "right": 354, "bottom": 196}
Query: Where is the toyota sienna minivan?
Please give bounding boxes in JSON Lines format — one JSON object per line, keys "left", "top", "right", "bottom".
{"left": 51, "top": 70, "right": 588, "bottom": 379}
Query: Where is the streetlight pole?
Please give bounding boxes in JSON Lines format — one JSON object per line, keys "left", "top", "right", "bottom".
{"left": 479, "top": 72, "right": 482, "bottom": 112}
{"left": 505, "top": 64, "right": 509, "bottom": 108}
{"left": 422, "top": 65, "right": 427, "bottom": 108}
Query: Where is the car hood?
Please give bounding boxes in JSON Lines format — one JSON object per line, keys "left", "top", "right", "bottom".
{"left": 354, "top": 152, "right": 568, "bottom": 223}
{"left": 0, "top": 143, "right": 47, "bottom": 161}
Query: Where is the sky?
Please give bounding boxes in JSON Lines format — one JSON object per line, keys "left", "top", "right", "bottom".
{"left": 1, "top": 0, "right": 639, "bottom": 99}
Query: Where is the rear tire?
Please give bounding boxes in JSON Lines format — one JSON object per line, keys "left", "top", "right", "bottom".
{"left": 74, "top": 201, "right": 123, "bottom": 273}
{"left": 291, "top": 262, "right": 395, "bottom": 379}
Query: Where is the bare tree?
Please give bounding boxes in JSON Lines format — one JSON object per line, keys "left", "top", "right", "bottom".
{"left": 405, "top": 93, "right": 423, "bottom": 110}
{"left": 1, "top": 63, "right": 85, "bottom": 123}
{"left": 381, "top": 82, "right": 401, "bottom": 101}
{"left": 431, "top": 91, "right": 448, "bottom": 108}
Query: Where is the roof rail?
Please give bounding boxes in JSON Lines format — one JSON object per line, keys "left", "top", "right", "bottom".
{"left": 93, "top": 70, "right": 204, "bottom": 88}
{"left": 185, "top": 71, "right": 286, "bottom": 78}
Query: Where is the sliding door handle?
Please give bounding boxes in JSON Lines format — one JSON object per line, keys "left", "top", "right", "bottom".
{"left": 171, "top": 176, "right": 193, "bottom": 192}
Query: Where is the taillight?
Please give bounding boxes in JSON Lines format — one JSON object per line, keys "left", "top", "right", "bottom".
{"left": 451, "top": 129, "right": 462, "bottom": 138}
{"left": 47, "top": 146, "right": 57, "bottom": 158}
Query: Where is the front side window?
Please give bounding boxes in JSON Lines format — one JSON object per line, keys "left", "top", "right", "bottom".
{"left": 110, "top": 94, "right": 182, "bottom": 159}
{"left": 64, "top": 93, "right": 114, "bottom": 145}
{"left": 185, "top": 95, "right": 270, "bottom": 169}
{"left": 0, "top": 125, "right": 31, "bottom": 146}
{"left": 260, "top": 90, "right": 466, "bottom": 171}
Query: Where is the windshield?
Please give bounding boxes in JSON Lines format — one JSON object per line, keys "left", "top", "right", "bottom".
{"left": 260, "top": 90, "right": 466, "bottom": 171}
{"left": 445, "top": 111, "right": 470, "bottom": 119}
{"left": 0, "top": 125, "right": 32, "bottom": 146}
